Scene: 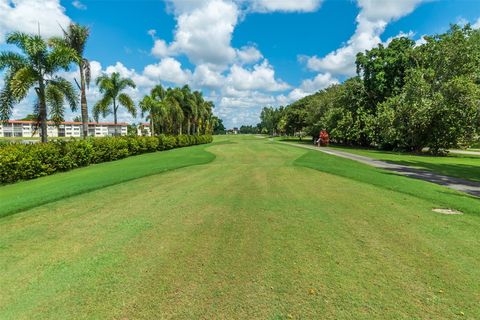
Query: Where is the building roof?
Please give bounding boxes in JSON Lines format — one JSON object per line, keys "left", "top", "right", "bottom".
{"left": 4, "top": 120, "right": 128, "bottom": 126}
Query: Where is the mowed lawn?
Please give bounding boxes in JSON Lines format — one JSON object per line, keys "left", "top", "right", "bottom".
{"left": 1, "top": 136, "right": 479, "bottom": 319}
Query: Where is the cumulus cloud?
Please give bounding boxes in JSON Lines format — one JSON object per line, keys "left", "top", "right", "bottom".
{"left": 226, "top": 60, "right": 290, "bottom": 92}
{"left": 246, "top": 0, "right": 322, "bottom": 13}
{"left": 192, "top": 64, "right": 225, "bottom": 88}
{"left": 151, "top": 39, "right": 171, "bottom": 58}
{"left": 287, "top": 73, "right": 338, "bottom": 100}
{"left": 304, "top": 0, "right": 428, "bottom": 76}
{"left": 143, "top": 58, "right": 192, "bottom": 84}
{"left": 159, "top": 0, "right": 239, "bottom": 67}
{"left": 236, "top": 46, "right": 263, "bottom": 64}
{"left": 0, "top": 0, "right": 71, "bottom": 43}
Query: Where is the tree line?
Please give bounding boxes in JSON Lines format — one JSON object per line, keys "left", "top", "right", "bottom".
{"left": 0, "top": 24, "right": 217, "bottom": 142}
{"left": 257, "top": 24, "right": 480, "bottom": 154}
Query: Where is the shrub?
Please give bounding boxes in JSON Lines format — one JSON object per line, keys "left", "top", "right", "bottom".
{"left": 0, "top": 135, "right": 212, "bottom": 184}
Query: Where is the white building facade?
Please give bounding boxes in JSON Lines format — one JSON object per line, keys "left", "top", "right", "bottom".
{"left": 0, "top": 120, "right": 128, "bottom": 138}
{"left": 137, "top": 123, "right": 151, "bottom": 136}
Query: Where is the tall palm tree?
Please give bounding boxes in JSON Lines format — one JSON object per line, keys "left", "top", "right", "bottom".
{"left": 166, "top": 87, "right": 185, "bottom": 135}
{"left": 50, "top": 23, "right": 91, "bottom": 138}
{"left": 139, "top": 86, "right": 165, "bottom": 136}
{"left": 0, "top": 32, "right": 78, "bottom": 142}
{"left": 93, "top": 72, "right": 136, "bottom": 136}
{"left": 176, "top": 85, "right": 195, "bottom": 134}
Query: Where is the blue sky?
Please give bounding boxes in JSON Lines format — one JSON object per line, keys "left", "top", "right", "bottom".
{"left": 1, "top": 0, "right": 480, "bottom": 128}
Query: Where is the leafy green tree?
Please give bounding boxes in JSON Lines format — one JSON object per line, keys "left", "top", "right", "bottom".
{"left": 50, "top": 23, "right": 91, "bottom": 138}
{"left": 93, "top": 72, "right": 136, "bottom": 135}
{"left": 356, "top": 37, "right": 415, "bottom": 107}
{"left": 213, "top": 116, "right": 225, "bottom": 134}
{"left": 0, "top": 32, "right": 78, "bottom": 142}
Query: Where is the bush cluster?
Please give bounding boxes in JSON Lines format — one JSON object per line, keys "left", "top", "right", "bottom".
{"left": 0, "top": 135, "right": 213, "bottom": 184}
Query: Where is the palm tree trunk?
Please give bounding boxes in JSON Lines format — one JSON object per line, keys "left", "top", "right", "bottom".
{"left": 79, "top": 62, "right": 89, "bottom": 139}
{"left": 113, "top": 100, "right": 118, "bottom": 136}
{"left": 38, "top": 78, "right": 48, "bottom": 143}
{"left": 179, "top": 123, "right": 182, "bottom": 135}
{"left": 150, "top": 115, "right": 154, "bottom": 137}
{"left": 187, "top": 118, "right": 191, "bottom": 135}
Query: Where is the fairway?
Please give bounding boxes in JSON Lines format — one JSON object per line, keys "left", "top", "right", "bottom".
{"left": 1, "top": 136, "right": 479, "bottom": 319}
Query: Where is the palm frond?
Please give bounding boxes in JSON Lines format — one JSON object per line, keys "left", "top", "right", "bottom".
{"left": 119, "top": 77, "right": 136, "bottom": 90}
{"left": 118, "top": 93, "right": 136, "bottom": 117}
{"left": 46, "top": 45, "right": 77, "bottom": 72}
{"left": 49, "top": 77, "right": 78, "bottom": 112}
{"left": 5, "top": 32, "right": 30, "bottom": 53}
{"left": 93, "top": 96, "right": 113, "bottom": 121}
{"left": 10, "top": 67, "right": 37, "bottom": 101}
{"left": 0, "top": 52, "right": 28, "bottom": 71}
{"left": 0, "top": 86, "right": 14, "bottom": 121}
{"left": 95, "top": 73, "right": 114, "bottom": 92}
{"left": 24, "top": 35, "right": 48, "bottom": 63}
{"left": 46, "top": 84, "right": 65, "bottom": 124}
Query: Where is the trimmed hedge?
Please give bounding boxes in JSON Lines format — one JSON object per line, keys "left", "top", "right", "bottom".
{"left": 0, "top": 135, "right": 213, "bottom": 184}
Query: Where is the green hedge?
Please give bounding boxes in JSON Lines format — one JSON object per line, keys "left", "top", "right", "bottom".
{"left": 0, "top": 135, "right": 213, "bottom": 184}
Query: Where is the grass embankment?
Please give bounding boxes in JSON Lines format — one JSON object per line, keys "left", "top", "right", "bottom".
{"left": 0, "top": 143, "right": 215, "bottom": 218}
{"left": 0, "top": 135, "right": 479, "bottom": 319}
{"left": 327, "top": 145, "right": 480, "bottom": 183}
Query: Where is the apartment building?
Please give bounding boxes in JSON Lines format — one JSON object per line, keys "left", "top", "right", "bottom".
{"left": 0, "top": 120, "right": 128, "bottom": 138}
{"left": 137, "top": 123, "right": 152, "bottom": 136}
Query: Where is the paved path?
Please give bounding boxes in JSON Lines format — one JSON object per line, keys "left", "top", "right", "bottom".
{"left": 449, "top": 149, "right": 480, "bottom": 156}
{"left": 282, "top": 142, "right": 480, "bottom": 197}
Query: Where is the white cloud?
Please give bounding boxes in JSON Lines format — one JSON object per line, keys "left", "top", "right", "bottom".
{"left": 226, "top": 60, "right": 290, "bottom": 92}
{"left": 143, "top": 58, "right": 192, "bottom": 84}
{"left": 287, "top": 73, "right": 338, "bottom": 101}
{"left": 72, "top": 0, "right": 86, "bottom": 10}
{"left": 164, "top": 0, "right": 239, "bottom": 67}
{"left": 236, "top": 46, "right": 263, "bottom": 64}
{"left": 105, "top": 62, "right": 155, "bottom": 87}
{"left": 473, "top": 18, "right": 480, "bottom": 29}
{"left": 192, "top": 64, "right": 225, "bottom": 88}
{"left": 151, "top": 39, "right": 171, "bottom": 58}
{"left": 304, "top": 0, "right": 428, "bottom": 76}
{"left": 0, "top": 0, "right": 71, "bottom": 43}
{"left": 247, "top": 0, "right": 322, "bottom": 12}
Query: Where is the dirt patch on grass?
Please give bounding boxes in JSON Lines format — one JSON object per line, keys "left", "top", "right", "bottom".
{"left": 432, "top": 208, "right": 463, "bottom": 215}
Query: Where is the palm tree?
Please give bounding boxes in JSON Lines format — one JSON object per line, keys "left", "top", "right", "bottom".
{"left": 139, "top": 87, "right": 163, "bottom": 136}
{"left": 166, "top": 87, "right": 185, "bottom": 135}
{"left": 0, "top": 32, "right": 78, "bottom": 142}
{"left": 50, "top": 23, "right": 91, "bottom": 138}
{"left": 179, "top": 85, "right": 196, "bottom": 135}
{"left": 93, "top": 72, "right": 136, "bottom": 136}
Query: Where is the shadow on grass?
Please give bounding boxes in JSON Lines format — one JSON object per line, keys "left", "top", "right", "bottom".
{"left": 383, "top": 160, "right": 480, "bottom": 183}
{"left": 294, "top": 150, "right": 480, "bottom": 216}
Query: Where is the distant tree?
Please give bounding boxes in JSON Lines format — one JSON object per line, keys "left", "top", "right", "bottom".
{"left": 0, "top": 32, "right": 78, "bottom": 142}
{"left": 213, "top": 116, "right": 226, "bottom": 134}
{"left": 93, "top": 72, "right": 136, "bottom": 135}
{"left": 20, "top": 114, "right": 38, "bottom": 121}
{"left": 239, "top": 125, "right": 258, "bottom": 134}
{"left": 127, "top": 123, "right": 138, "bottom": 136}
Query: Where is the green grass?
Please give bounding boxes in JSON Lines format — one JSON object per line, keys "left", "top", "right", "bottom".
{"left": 326, "top": 145, "right": 480, "bottom": 183}
{"left": 0, "top": 135, "right": 479, "bottom": 319}
{"left": 0, "top": 144, "right": 215, "bottom": 218}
